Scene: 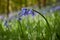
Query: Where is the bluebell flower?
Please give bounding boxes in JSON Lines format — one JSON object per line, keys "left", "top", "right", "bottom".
{"left": 28, "top": 9, "right": 35, "bottom": 16}
{"left": 17, "top": 8, "right": 29, "bottom": 18}
{"left": 17, "top": 8, "right": 35, "bottom": 19}
{"left": 21, "top": 8, "right": 29, "bottom": 16}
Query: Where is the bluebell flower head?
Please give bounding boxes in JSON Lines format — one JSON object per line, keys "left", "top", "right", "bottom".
{"left": 28, "top": 9, "right": 35, "bottom": 16}
{"left": 18, "top": 8, "right": 29, "bottom": 17}
{"left": 21, "top": 8, "right": 29, "bottom": 16}
{"left": 18, "top": 8, "right": 35, "bottom": 19}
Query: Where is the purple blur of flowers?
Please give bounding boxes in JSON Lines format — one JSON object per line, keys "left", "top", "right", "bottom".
{"left": 54, "top": 6, "right": 60, "bottom": 11}
{"left": 50, "top": 7, "right": 55, "bottom": 12}
{"left": 0, "top": 15, "right": 4, "bottom": 20}
{"left": 50, "top": 6, "right": 60, "bottom": 12}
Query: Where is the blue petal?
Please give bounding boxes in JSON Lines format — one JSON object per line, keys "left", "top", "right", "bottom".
{"left": 28, "top": 9, "right": 35, "bottom": 16}
{"left": 21, "top": 8, "right": 29, "bottom": 16}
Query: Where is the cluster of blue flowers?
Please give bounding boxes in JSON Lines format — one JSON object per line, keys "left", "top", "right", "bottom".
{"left": 4, "top": 8, "right": 35, "bottom": 27}
{"left": 17, "top": 8, "right": 35, "bottom": 20}
{"left": 18, "top": 8, "right": 35, "bottom": 16}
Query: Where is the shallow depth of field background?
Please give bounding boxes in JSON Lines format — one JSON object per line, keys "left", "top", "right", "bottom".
{"left": 0, "top": 0, "right": 60, "bottom": 40}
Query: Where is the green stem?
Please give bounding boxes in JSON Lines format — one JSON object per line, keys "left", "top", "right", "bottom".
{"left": 33, "top": 9, "right": 52, "bottom": 40}
{"left": 33, "top": 9, "right": 49, "bottom": 27}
